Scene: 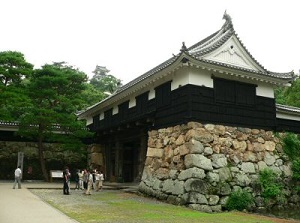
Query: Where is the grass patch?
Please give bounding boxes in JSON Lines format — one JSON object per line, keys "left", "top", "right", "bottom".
{"left": 31, "top": 189, "right": 294, "bottom": 223}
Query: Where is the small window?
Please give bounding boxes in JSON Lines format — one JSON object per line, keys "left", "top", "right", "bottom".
{"left": 214, "top": 78, "right": 256, "bottom": 106}
{"left": 136, "top": 92, "right": 149, "bottom": 113}
{"left": 155, "top": 81, "right": 171, "bottom": 108}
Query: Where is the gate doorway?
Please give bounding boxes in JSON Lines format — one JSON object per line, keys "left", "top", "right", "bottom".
{"left": 103, "top": 129, "right": 148, "bottom": 183}
{"left": 122, "top": 142, "right": 138, "bottom": 182}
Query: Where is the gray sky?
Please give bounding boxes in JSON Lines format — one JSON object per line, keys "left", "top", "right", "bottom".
{"left": 1, "top": 0, "right": 299, "bottom": 84}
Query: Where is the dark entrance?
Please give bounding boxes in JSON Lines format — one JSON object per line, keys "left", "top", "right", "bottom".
{"left": 122, "top": 142, "right": 138, "bottom": 182}
{"left": 101, "top": 128, "right": 148, "bottom": 183}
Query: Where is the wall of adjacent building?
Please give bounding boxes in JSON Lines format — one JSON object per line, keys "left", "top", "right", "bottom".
{"left": 139, "top": 122, "right": 299, "bottom": 212}
{"left": 0, "top": 141, "right": 87, "bottom": 180}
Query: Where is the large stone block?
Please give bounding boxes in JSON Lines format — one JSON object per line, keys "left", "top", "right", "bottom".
{"left": 185, "top": 191, "right": 208, "bottom": 204}
{"left": 218, "top": 167, "right": 232, "bottom": 182}
{"left": 155, "top": 168, "right": 169, "bottom": 180}
{"left": 184, "top": 178, "right": 210, "bottom": 193}
{"left": 90, "top": 153, "right": 103, "bottom": 166}
{"left": 147, "top": 147, "right": 164, "bottom": 158}
{"left": 207, "top": 172, "right": 219, "bottom": 183}
{"left": 184, "top": 154, "right": 213, "bottom": 170}
{"left": 187, "top": 139, "right": 204, "bottom": 154}
{"left": 188, "top": 204, "right": 212, "bottom": 213}
{"left": 211, "top": 154, "right": 227, "bottom": 168}
{"left": 175, "top": 134, "right": 185, "bottom": 146}
{"left": 162, "top": 179, "right": 174, "bottom": 194}
{"left": 217, "top": 182, "right": 231, "bottom": 195}
{"left": 178, "top": 167, "right": 206, "bottom": 180}
{"left": 179, "top": 144, "right": 189, "bottom": 156}
{"left": 236, "top": 173, "right": 251, "bottom": 186}
{"left": 207, "top": 195, "right": 220, "bottom": 205}
{"left": 264, "top": 141, "right": 276, "bottom": 152}
{"left": 241, "top": 162, "right": 255, "bottom": 173}
{"left": 264, "top": 152, "right": 276, "bottom": 166}
{"left": 232, "top": 140, "right": 247, "bottom": 151}
{"left": 172, "top": 180, "right": 185, "bottom": 195}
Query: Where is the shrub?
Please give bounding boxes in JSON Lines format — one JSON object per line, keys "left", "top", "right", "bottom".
{"left": 259, "top": 169, "right": 285, "bottom": 204}
{"left": 291, "top": 159, "right": 300, "bottom": 180}
{"left": 281, "top": 132, "right": 300, "bottom": 161}
{"left": 225, "top": 189, "right": 254, "bottom": 211}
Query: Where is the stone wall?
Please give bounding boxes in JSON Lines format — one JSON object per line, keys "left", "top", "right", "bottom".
{"left": 0, "top": 141, "right": 87, "bottom": 180}
{"left": 87, "top": 144, "right": 105, "bottom": 171}
{"left": 139, "top": 122, "right": 299, "bottom": 212}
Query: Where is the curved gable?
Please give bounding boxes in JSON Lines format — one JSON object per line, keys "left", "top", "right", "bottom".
{"left": 203, "top": 35, "right": 265, "bottom": 72}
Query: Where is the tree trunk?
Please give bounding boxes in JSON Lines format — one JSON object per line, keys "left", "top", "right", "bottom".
{"left": 38, "top": 135, "right": 49, "bottom": 182}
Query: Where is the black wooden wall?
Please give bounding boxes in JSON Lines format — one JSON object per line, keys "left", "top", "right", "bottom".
{"left": 89, "top": 77, "right": 298, "bottom": 133}
{"left": 276, "top": 118, "right": 300, "bottom": 133}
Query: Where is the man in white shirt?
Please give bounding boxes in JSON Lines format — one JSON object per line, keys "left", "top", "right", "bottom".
{"left": 13, "top": 166, "right": 22, "bottom": 189}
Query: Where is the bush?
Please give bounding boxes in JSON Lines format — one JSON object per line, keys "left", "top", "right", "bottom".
{"left": 225, "top": 189, "right": 254, "bottom": 211}
{"left": 259, "top": 169, "right": 285, "bottom": 204}
{"left": 291, "top": 159, "right": 300, "bottom": 180}
{"left": 281, "top": 132, "right": 300, "bottom": 161}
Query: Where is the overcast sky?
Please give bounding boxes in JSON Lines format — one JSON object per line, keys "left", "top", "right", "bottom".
{"left": 1, "top": 0, "right": 299, "bottom": 84}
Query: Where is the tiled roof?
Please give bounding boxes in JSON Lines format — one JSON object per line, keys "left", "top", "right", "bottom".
{"left": 276, "top": 104, "right": 300, "bottom": 114}
{"left": 85, "top": 55, "right": 179, "bottom": 110}
{"left": 187, "top": 13, "right": 294, "bottom": 81}
{"left": 79, "top": 13, "right": 295, "bottom": 116}
{"left": 113, "top": 12, "right": 294, "bottom": 99}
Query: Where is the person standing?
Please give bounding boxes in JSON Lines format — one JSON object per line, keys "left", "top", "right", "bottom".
{"left": 83, "top": 169, "right": 88, "bottom": 191}
{"left": 85, "top": 170, "right": 93, "bottom": 195}
{"left": 13, "top": 166, "right": 22, "bottom": 189}
{"left": 78, "top": 169, "right": 84, "bottom": 190}
{"left": 74, "top": 169, "right": 80, "bottom": 190}
{"left": 63, "top": 167, "right": 70, "bottom": 195}
{"left": 95, "top": 170, "right": 100, "bottom": 191}
{"left": 98, "top": 171, "right": 104, "bottom": 191}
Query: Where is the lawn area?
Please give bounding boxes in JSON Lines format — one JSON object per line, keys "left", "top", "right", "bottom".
{"left": 31, "top": 189, "right": 299, "bottom": 223}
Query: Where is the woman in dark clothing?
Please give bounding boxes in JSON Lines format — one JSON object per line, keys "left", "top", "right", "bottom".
{"left": 63, "top": 167, "right": 70, "bottom": 195}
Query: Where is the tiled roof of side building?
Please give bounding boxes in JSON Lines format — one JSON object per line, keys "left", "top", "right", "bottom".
{"left": 276, "top": 104, "right": 300, "bottom": 114}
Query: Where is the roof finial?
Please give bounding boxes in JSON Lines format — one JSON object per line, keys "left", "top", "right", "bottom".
{"left": 222, "top": 10, "right": 233, "bottom": 30}
{"left": 180, "top": 42, "right": 188, "bottom": 53}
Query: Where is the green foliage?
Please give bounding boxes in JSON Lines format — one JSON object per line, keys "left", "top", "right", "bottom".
{"left": 275, "top": 77, "right": 300, "bottom": 108}
{"left": 274, "top": 86, "right": 288, "bottom": 105}
{"left": 291, "top": 159, "right": 300, "bottom": 180}
{"left": 259, "top": 169, "right": 284, "bottom": 203}
{"left": 0, "top": 51, "right": 33, "bottom": 86}
{"left": 281, "top": 132, "right": 300, "bottom": 161}
{"left": 284, "top": 77, "right": 300, "bottom": 108}
{"left": 225, "top": 189, "right": 254, "bottom": 211}
{"left": 0, "top": 51, "right": 33, "bottom": 120}
{"left": 18, "top": 62, "right": 92, "bottom": 142}
{"left": 80, "top": 83, "right": 106, "bottom": 110}
{"left": 90, "top": 71, "right": 122, "bottom": 94}
{"left": 17, "top": 62, "right": 93, "bottom": 180}
{"left": 280, "top": 132, "right": 300, "bottom": 185}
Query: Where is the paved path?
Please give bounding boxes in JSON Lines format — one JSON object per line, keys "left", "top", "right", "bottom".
{"left": 0, "top": 181, "right": 79, "bottom": 223}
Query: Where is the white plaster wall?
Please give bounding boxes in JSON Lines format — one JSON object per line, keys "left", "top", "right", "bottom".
{"left": 112, "top": 106, "right": 119, "bottom": 115}
{"left": 149, "top": 88, "right": 155, "bottom": 100}
{"left": 277, "top": 113, "right": 300, "bottom": 121}
{"left": 86, "top": 117, "right": 93, "bottom": 125}
{"left": 189, "top": 68, "right": 214, "bottom": 88}
{"left": 129, "top": 97, "right": 136, "bottom": 108}
{"left": 99, "top": 113, "right": 104, "bottom": 120}
{"left": 256, "top": 83, "right": 274, "bottom": 98}
{"left": 171, "top": 68, "right": 189, "bottom": 90}
{"left": 171, "top": 67, "right": 213, "bottom": 90}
